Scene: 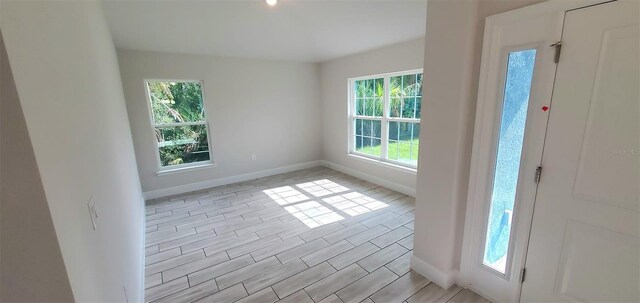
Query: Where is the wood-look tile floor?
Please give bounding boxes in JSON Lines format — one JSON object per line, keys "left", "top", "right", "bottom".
{"left": 144, "top": 167, "right": 488, "bottom": 303}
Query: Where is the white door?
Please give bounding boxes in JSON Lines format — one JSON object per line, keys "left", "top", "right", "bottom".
{"left": 459, "top": 5, "right": 565, "bottom": 303}
{"left": 521, "top": 1, "right": 640, "bottom": 302}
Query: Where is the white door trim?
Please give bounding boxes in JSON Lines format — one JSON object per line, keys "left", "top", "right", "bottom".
{"left": 458, "top": 1, "right": 613, "bottom": 302}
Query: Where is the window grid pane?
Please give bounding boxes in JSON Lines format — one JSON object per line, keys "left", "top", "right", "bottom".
{"left": 355, "top": 78, "right": 384, "bottom": 118}
{"left": 148, "top": 81, "right": 206, "bottom": 125}
{"left": 389, "top": 73, "right": 423, "bottom": 119}
{"left": 355, "top": 118, "right": 381, "bottom": 157}
{"left": 365, "top": 79, "right": 373, "bottom": 98}
{"left": 156, "top": 124, "right": 210, "bottom": 166}
{"left": 386, "top": 121, "right": 419, "bottom": 166}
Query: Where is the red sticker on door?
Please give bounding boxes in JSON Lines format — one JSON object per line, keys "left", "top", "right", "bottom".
{"left": 542, "top": 106, "right": 549, "bottom": 112}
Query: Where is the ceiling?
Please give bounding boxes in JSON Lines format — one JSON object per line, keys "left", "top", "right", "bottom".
{"left": 102, "top": 0, "right": 427, "bottom": 63}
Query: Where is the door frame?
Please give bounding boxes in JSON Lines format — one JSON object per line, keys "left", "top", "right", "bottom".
{"left": 458, "top": 1, "right": 613, "bottom": 302}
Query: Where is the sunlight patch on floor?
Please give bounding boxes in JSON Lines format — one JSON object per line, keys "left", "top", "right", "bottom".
{"left": 263, "top": 186, "right": 309, "bottom": 206}
{"left": 284, "top": 201, "right": 344, "bottom": 228}
{"left": 323, "top": 192, "right": 388, "bottom": 216}
{"left": 264, "top": 179, "right": 387, "bottom": 228}
{"left": 295, "top": 179, "right": 350, "bottom": 197}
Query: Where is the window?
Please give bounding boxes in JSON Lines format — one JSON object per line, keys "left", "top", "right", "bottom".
{"left": 145, "top": 80, "right": 212, "bottom": 170}
{"left": 482, "top": 49, "right": 536, "bottom": 274}
{"left": 349, "top": 70, "right": 423, "bottom": 168}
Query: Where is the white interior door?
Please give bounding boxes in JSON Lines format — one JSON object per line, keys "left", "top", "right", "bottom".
{"left": 459, "top": 5, "right": 564, "bottom": 303}
{"left": 521, "top": 1, "right": 640, "bottom": 301}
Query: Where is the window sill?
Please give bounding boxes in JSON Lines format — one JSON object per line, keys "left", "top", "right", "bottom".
{"left": 156, "top": 163, "right": 217, "bottom": 176}
{"left": 346, "top": 153, "right": 417, "bottom": 174}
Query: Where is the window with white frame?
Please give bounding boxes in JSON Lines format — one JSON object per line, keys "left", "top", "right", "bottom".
{"left": 349, "top": 70, "right": 423, "bottom": 168}
{"left": 145, "top": 80, "right": 212, "bottom": 169}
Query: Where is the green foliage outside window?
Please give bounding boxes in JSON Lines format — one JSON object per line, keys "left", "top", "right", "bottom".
{"left": 147, "top": 81, "right": 211, "bottom": 167}
{"left": 390, "top": 74, "right": 422, "bottom": 119}
{"left": 354, "top": 78, "right": 384, "bottom": 117}
{"left": 353, "top": 73, "right": 422, "bottom": 166}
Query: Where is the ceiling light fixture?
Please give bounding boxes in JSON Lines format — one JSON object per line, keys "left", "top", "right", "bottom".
{"left": 266, "top": 0, "right": 277, "bottom": 6}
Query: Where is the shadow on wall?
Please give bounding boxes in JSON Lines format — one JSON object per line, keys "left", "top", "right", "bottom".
{"left": 0, "top": 31, "right": 74, "bottom": 302}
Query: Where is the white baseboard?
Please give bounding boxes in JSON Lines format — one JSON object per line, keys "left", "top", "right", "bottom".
{"left": 144, "top": 159, "right": 416, "bottom": 200}
{"left": 143, "top": 160, "right": 323, "bottom": 200}
{"left": 319, "top": 160, "right": 416, "bottom": 197}
{"left": 410, "top": 254, "right": 458, "bottom": 289}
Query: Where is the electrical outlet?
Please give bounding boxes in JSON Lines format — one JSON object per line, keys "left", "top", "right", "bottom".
{"left": 87, "top": 197, "right": 98, "bottom": 230}
{"left": 251, "top": 154, "right": 257, "bottom": 161}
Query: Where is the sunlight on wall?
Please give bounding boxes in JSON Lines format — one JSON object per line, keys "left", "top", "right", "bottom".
{"left": 263, "top": 179, "right": 389, "bottom": 228}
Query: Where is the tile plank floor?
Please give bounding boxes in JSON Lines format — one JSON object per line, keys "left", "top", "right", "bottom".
{"left": 145, "top": 167, "right": 488, "bottom": 303}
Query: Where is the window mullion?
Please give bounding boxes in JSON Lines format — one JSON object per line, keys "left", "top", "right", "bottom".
{"left": 353, "top": 116, "right": 383, "bottom": 121}
{"left": 154, "top": 121, "right": 207, "bottom": 128}
{"left": 387, "top": 117, "right": 420, "bottom": 123}
{"left": 381, "top": 76, "right": 390, "bottom": 160}
{"left": 349, "top": 79, "right": 355, "bottom": 153}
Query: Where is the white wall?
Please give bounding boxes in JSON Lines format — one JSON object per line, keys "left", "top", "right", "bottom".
{"left": 1, "top": 30, "right": 75, "bottom": 302}
{"left": 0, "top": 1, "right": 145, "bottom": 301}
{"left": 118, "top": 50, "right": 322, "bottom": 197}
{"left": 411, "top": 0, "right": 546, "bottom": 288}
{"left": 319, "top": 38, "right": 425, "bottom": 196}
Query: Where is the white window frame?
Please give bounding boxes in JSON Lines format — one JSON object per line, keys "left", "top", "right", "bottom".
{"left": 347, "top": 69, "right": 423, "bottom": 169}
{"left": 144, "top": 79, "right": 215, "bottom": 174}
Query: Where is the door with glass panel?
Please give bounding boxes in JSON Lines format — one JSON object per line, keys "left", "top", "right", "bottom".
{"left": 461, "top": 1, "right": 639, "bottom": 302}
{"left": 458, "top": 6, "right": 564, "bottom": 303}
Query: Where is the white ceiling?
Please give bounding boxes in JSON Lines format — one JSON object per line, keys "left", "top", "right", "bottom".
{"left": 102, "top": 0, "right": 426, "bottom": 63}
